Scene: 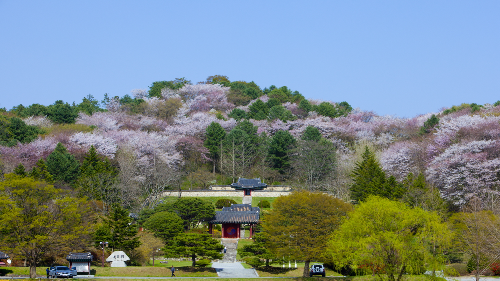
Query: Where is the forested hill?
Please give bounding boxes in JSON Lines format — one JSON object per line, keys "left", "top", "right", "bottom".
{"left": 1, "top": 75, "right": 499, "bottom": 211}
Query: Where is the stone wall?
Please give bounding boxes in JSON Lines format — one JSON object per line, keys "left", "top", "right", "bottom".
{"left": 210, "top": 185, "right": 291, "bottom": 191}
{"left": 160, "top": 190, "right": 291, "bottom": 198}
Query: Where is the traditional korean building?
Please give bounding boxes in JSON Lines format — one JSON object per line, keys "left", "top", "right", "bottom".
{"left": 66, "top": 252, "right": 93, "bottom": 274}
{"left": 208, "top": 204, "right": 260, "bottom": 238}
{"left": 230, "top": 178, "right": 267, "bottom": 196}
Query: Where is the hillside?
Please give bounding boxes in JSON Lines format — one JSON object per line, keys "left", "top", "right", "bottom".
{"left": 1, "top": 76, "right": 499, "bottom": 211}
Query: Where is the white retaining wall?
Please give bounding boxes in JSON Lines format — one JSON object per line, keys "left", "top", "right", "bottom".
{"left": 160, "top": 190, "right": 291, "bottom": 198}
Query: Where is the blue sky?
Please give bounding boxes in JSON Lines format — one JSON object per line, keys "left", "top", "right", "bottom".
{"left": 1, "top": 1, "right": 499, "bottom": 118}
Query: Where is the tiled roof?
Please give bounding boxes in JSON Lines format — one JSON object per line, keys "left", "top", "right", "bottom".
{"left": 66, "top": 252, "right": 93, "bottom": 262}
{"left": 230, "top": 178, "right": 267, "bottom": 190}
{"left": 0, "top": 251, "right": 9, "bottom": 259}
{"left": 222, "top": 204, "right": 260, "bottom": 212}
{"left": 209, "top": 204, "right": 260, "bottom": 224}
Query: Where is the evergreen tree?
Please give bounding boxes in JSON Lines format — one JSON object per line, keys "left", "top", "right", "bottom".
{"left": 248, "top": 99, "right": 268, "bottom": 120}
{"left": 47, "top": 100, "right": 78, "bottom": 124}
{"left": 350, "top": 146, "right": 405, "bottom": 203}
{"left": 46, "top": 143, "right": 80, "bottom": 184}
{"left": 204, "top": 122, "right": 226, "bottom": 172}
{"left": 301, "top": 126, "right": 322, "bottom": 142}
{"left": 267, "top": 130, "right": 296, "bottom": 174}
{"left": 13, "top": 163, "right": 27, "bottom": 177}
{"left": 29, "top": 159, "right": 54, "bottom": 184}
{"left": 77, "top": 145, "right": 118, "bottom": 205}
{"left": 94, "top": 204, "right": 141, "bottom": 251}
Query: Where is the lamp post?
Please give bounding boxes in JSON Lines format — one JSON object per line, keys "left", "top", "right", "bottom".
{"left": 99, "top": 242, "right": 108, "bottom": 267}
{"left": 152, "top": 248, "right": 160, "bottom": 266}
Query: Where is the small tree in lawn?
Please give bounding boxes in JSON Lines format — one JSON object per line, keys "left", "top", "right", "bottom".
{"left": 164, "top": 232, "right": 223, "bottom": 267}
{"left": 239, "top": 232, "right": 275, "bottom": 267}
{"left": 143, "top": 211, "right": 184, "bottom": 243}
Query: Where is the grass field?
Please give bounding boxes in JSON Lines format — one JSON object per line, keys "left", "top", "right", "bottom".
{"left": 252, "top": 196, "right": 278, "bottom": 208}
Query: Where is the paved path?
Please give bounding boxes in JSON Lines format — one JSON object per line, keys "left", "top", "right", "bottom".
{"left": 242, "top": 195, "right": 252, "bottom": 205}
{"left": 212, "top": 238, "right": 259, "bottom": 278}
{"left": 212, "top": 261, "right": 259, "bottom": 278}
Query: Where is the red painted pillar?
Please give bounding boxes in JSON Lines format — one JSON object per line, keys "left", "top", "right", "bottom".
{"left": 209, "top": 224, "right": 213, "bottom": 236}
{"left": 237, "top": 224, "right": 240, "bottom": 238}
{"left": 222, "top": 224, "right": 225, "bottom": 238}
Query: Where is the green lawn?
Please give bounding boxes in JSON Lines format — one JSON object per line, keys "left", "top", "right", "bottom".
{"left": 236, "top": 238, "right": 254, "bottom": 260}
{"left": 252, "top": 197, "right": 278, "bottom": 208}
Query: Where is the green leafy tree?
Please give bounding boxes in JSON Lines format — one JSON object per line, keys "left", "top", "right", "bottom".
{"left": 299, "top": 99, "right": 313, "bottom": 113}
{"left": 267, "top": 130, "right": 296, "bottom": 174}
{"left": 350, "top": 146, "right": 405, "bottom": 203}
{"left": 94, "top": 204, "right": 141, "bottom": 252}
{"left": 228, "top": 108, "right": 247, "bottom": 121}
{"left": 47, "top": 100, "right": 78, "bottom": 124}
{"left": 239, "top": 232, "right": 275, "bottom": 267}
{"left": 301, "top": 126, "right": 322, "bottom": 142}
{"left": 248, "top": 99, "right": 268, "bottom": 120}
{"left": 163, "top": 232, "right": 223, "bottom": 267}
{"left": 143, "top": 211, "right": 184, "bottom": 242}
{"left": 268, "top": 105, "right": 295, "bottom": 122}
{"left": 419, "top": 114, "right": 440, "bottom": 135}
{"left": 8, "top": 117, "right": 43, "bottom": 144}
{"left": 148, "top": 79, "right": 190, "bottom": 98}
{"left": 169, "top": 198, "right": 215, "bottom": 230}
{"left": 0, "top": 174, "right": 93, "bottom": 278}
{"left": 76, "top": 94, "right": 103, "bottom": 115}
{"left": 215, "top": 199, "right": 237, "bottom": 209}
{"left": 204, "top": 122, "right": 226, "bottom": 172}
{"left": 328, "top": 196, "right": 452, "bottom": 281}
{"left": 46, "top": 143, "right": 80, "bottom": 184}
{"left": 262, "top": 190, "right": 353, "bottom": 277}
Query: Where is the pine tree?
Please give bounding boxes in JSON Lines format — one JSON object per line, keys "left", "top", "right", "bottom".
{"left": 29, "top": 159, "right": 54, "bottom": 184}
{"left": 204, "top": 122, "right": 226, "bottom": 172}
{"left": 350, "top": 146, "right": 405, "bottom": 203}
{"left": 46, "top": 143, "right": 80, "bottom": 184}
{"left": 77, "top": 145, "right": 118, "bottom": 205}
{"left": 94, "top": 204, "right": 141, "bottom": 251}
{"left": 13, "top": 163, "right": 27, "bottom": 177}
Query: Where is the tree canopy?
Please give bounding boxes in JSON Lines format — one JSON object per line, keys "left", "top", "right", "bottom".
{"left": 0, "top": 174, "right": 93, "bottom": 278}
{"left": 262, "top": 190, "right": 352, "bottom": 277}
{"left": 328, "top": 196, "right": 452, "bottom": 281}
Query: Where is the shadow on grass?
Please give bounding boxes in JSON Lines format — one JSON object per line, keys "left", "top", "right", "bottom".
{"left": 179, "top": 266, "right": 217, "bottom": 273}
{"left": 256, "top": 266, "right": 297, "bottom": 274}
{"left": 0, "top": 268, "right": 13, "bottom": 276}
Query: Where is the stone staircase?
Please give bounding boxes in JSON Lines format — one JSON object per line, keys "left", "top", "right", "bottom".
{"left": 242, "top": 195, "right": 252, "bottom": 205}
{"left": 220, "top": 238, "right": 238, "bottom": 263}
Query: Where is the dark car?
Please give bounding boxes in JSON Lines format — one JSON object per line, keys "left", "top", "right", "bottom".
{"left": 49, "top": 266, "right": 77, "bottom": 278}
{"left": 310, "top": 264, "right": 326, "bottom": 277}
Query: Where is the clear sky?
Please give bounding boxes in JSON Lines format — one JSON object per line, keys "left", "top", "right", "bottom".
{"left": 1, "top": 1, "right": 499, "bottom": 118}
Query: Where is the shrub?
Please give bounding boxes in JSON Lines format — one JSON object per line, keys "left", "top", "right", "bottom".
{"left": 448, "top": 263, "right": 468, "bottom": 276}
{"left": 215, "top": 199, "right": 237, "bottom": 209}
{"left": 244, "top": 256, "right": 264, "bottom": 268}
{"left": 195, "top": 259, "right": 211, "bottom": 267}
{"left": 490, "top": 262, "right": 500, "bottom": 275}
{"left": 257, "top": 200, "right": 271, "bottom": 208}
{"left": 443, "top": 266, "right": 460, "bottom": 277}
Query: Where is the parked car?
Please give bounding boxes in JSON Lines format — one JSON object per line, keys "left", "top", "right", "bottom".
{"left": 49, "top": 266, "right": 77, "bottom": 278}
{"left": 310, "top": 264, "right": 326, "bottom": 277}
